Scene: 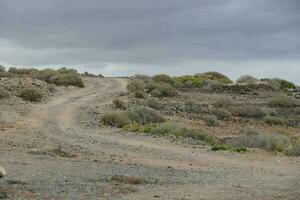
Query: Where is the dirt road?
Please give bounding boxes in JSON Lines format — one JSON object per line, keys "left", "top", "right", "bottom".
{"left": 0, "top": 78, "right": 299, "bottom": 199}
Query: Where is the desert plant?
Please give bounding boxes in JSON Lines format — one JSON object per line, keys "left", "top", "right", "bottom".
{"left": 212, "top": 108, "right": 232, "bottom": 120}
{"left": 264, "top": 116, "right": 286, "bottom": 125}
{"left": 214, "top": 97, "right": 233, "bottom": 108}
{"left": 49, "top": 73, "right": 84, "bottom": 87}
{"left": 127, "top": 79, "right": 145, "bottom": 92}
{"left": 229, "top": 105, "right": 266, "bottom": 118}
{"left": 156, "top": 83, "right": 178, "bottom": 97}
{"left": 127, "top": 107, "right": 165, "bottom": 125}
{"left": 288, "top": 138, "right": 300, "bottom": 156}
{"left": 152, "top": 74, "right": 173, "bottom": 84}
{"left": 236, "top": 75, "right": 258, "bottom": 84}
{"left": 113, "top": 98, "right": 126, "bottom": 110}
{"left": 147, "top": 98, "right": 163, "bottom": 110}
{"left": 17, "top": 88, "right": 43, "bottom": 102}
{"left": 30, "top": 68, "right": 58, "bottom": 82}
{"left": 101, "top": 112, "right": 130, "bottom": 128}
{"left": 0, "top": 88, "right": 10, "bottom": 99}
{"left": 203, "top": 115, "right": 219, "bottom": 126}
{"left": 149, "top": 89, "right": 162, "bottom": 97}
{"left": 134, "top": 90, "right": 145, "bottom": 98}
{"left": 295, "top": 107, "right": 300, "bottom": 115}
{"left": 268, "top": 95, "right": 300, "bottom": 108}
{"left": 235, "top": 129, "right": 291, "bottom": 153}
{"left": 268, "top": 78, "right": 296, "bottom": 90}
{"left": 0, "top": 65, "right": 5, "bottom": 72}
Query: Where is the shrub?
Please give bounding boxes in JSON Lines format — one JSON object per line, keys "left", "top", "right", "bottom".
{"left": 212, "top": 108, "right": 232, "bottom": 120}
{"left": 156, "top": 83, "right": 178, "bottom": 97}
{"left": 264, "top": 116, "right": 286, "bottom": 125}
{"left": 17, "top": 88, "right": 43, "bottom": 102}
{"left": 149, "top": 89, "right": 162, "bottom": 97}
{"left": 295, "top": 107, "right": 300, "bottom": 115}
{"left": 145, "top": 82, "right": 160, "bottom": 91}
{"left": 229, "top": 105, "right": 266, "bottom": 118}
{"left": 199, "top": 72, "right": 233, "bottom": 84}
{"left": 152, "top": 74, "right": 173, "bottom": 84}
{"left": 134, "top": 90, "right": 145, "bottom": 98}
{"left": 0, "top": 65, "right": 5, "bottom": 72}
{"left": 124, "top": 122, "right": 157, "bottom": 133}
{"left": 49, "top": 73, "right": 84, "bottom": 87}
{"left": 127, "top": 79, "right": 145, "bottom": 92}
{"left": 203, "top": 115, "right": 219, "bottom": 127}
{"left": 127, "top": 107, "right": 165, "bottom": 125}
{"left": 101, "top": 112, "right": 130, "bottom": 128}
{"left": 0, "top": 88, "right": 10, "bottom": 99}
{"left": 214, "top": 97, "right": 233, "bottom": 108}
{"left": 268, "top": 95, "right": 300, "bottom": 108}
{"left": 236, "top": 75, "right": 258, "bottom": 84}
{"left": 235, "top": 129, "right": 291, "bottom": 153}
{"left": 288, "top": 138, "right": 300, "bottom": 156}
{"left": 147, "top": 98, "right": 164, "bottom": 110}
{"left": 8, "top": 67, "right": 38, "bottom": 75}
{"left": 269, "top": 78, "right": 296, "bottom": 90}
{"left": 113, "top": 98, "right": 126, "bottom": 110}
{"left": 30, "top": 69, "right": 58, "bottom": 82}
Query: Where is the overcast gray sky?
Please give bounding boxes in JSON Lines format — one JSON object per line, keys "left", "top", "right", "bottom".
{"left": 0, "top": 0, "right": 299, "bottom": 83}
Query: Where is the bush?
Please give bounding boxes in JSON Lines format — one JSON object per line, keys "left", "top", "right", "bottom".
{"left": 17, "top": 88, "right": 43, "bottom": 102}
{"left": 236, "top": 75, "right": 258, "bottom": 84}
{"left": 229, "top": 105, "right": 266, "bottom": 118}
{"left": 156, "top": 83, "right": 178, "bottom": 97}
{"left": 101, "top": 112, "right": 130, "bottom": 128}
{"left": 134, "top": 90, "right": 145, "bottom": 98}
{"left": 264, "top": 116, "right": 286, "bottom": 125}
{"left": 199, "top": 72, "right": 233, "bottom": 84}
{"left": 0, "top": 65, "right": 5, "bottom": 72}
{"left": 152, "top": 74, "right": 173, "bottom": 84}
{"left": 235, "top": 130, "right": 291, "bottom": 153}
{"left": 127, "top": 79, "right": 145, "bottom": 92}
{"left": 203, "top": 115, "right": 219, "bottom": 127}
{"left": 295, "top": 107, "right": 300, "bottom": 115}
{"left": 0, "top": 88, "right": 10, "bottom": 99}
{"left": 8, "top": 67, "right": 38, "bottom": 75}
{"left": 212, "top": 108, "right": 231, "bottom": 120}
{"left": 288, "top": 138, "right": 300, "bottom": 156}
{"left": 149, "top": 89, "right": 162, "bottom": 97}
{"left": 268, "top": 95, "right": 300, "bottom": 108}
{"left": 127, "top": 107, "right": 165, "bottom": 125}
{"left": 30, "top": 69, "right": 58, "bottom": 82}
{"left": 49, "top": 73, "right": 84, "bottom": 87}
{"left": 214, "top": 97, "right": 233, "bottom": 108}
{"left": 147, "top": 98, "right": 164, "bottom": 110}
{"left": 113, "top": 98, "right": 126, "bottom": 110}
{"left": 268, "top": 78, "right": 296, "bottom": 90}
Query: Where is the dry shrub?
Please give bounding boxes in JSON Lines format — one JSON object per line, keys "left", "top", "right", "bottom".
{"left": 152, "top": 74, "right": 173, "bottom": 84}
{"left": 127, "top": 107, "right": 165, "bottom": 125}
{"left": 101, "top": 112, "right": 130, "bottom": 128}
{"left": 268, "top": 95, "right": 300, "bottom": 108}
{"left": 147, "top": 98, "right": 163, "bottom": 110}
{"left": 0, "top": 87, "right": 10, "bottom": 99}
{"left": 17, "top": 88, "right": 43, "bottom": 102}
{"left": 134, "top": 90, "right": 145, "bottom": 98}
{"left": 214, "top": 97, "right": 233, "bottom": 108}
{"left": 229, "top": 105, "right": 266, "bottom": 118}
{"left": 113, "top": 98, "right": 126, "bottom": 110}
{"left": 203, "top": 115, "right": 219, "bottom": 127}
{"left": 236, "top": 75, "right": 258, "bottom": 84}
{"left": 127, "top": 79, "right": 145, "bottom": 92}
{"left": 212, "top": 108, "right": 232, "bottom": 120}
{"left": 49, "top": 73, "right": 84, "bottom": 87}
{"left": 264, "top": 116, "right": 286, "bottom": 125}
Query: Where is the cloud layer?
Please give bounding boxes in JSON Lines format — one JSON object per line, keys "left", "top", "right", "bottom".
{"left": 0, "top": 0, "right": 299, "bottom": 83}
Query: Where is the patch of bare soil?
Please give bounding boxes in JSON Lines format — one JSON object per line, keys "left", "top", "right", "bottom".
{"left": 0, "top": 77, "right": 299, "bottom": 199}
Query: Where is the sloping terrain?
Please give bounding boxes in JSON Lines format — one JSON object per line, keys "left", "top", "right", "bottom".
{"left": 0, "top": 77, "right": 299, "bottom": 199}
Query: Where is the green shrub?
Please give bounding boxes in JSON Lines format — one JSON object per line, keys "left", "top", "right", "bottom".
{"left": 150, "top": 89, "right": 162, "bottom": 98}
{"left": 235, "top": 129, "right": 291, "bottom": 153}
{"left": 156, "top": 83, "right": 178, "bottom": 97}
{"left": 8, "top": 67, "right": 38, "bottom": 75}
{"left": 268, "top": 95, "right": 300, "bottom": 108}
{"left": 127, "top": 79, "right": 145, "bottom": 92}
{"left": 203, "top": 115, "right": 219, "bottom": 126}
{"left": 124, "top": 122, "right": 157, "bottom": 133}
{"left": 236, "top": 75, "right": 258, "bottom": 84}
{"left": 150, "top": 122, "right": 181, "bottom": 136}
{"left": 145, "top": 82, "right": 160, "bottom": 91}
{"left": 127, "top": 107, "right": 165, "bottom": 125}
{"left": 269, "top": 78, "right": 296, "bottom": 89}
{"left": 214, "top": 97, "right": 233, "bottom": 108}
{"left": 101, "top": 112, "right": 130, "bottom": 128}
{"left": 30, "top": 69, "right": 58, "bottom": 82}
{"left": 264, "top": 116, "right": 286, "bottom": 125}
{"left": 199, "top": 72, "right": 233, "bottom": 84}
{"left": 212, "top": 108, "right": 232, "bottom": 120}
{"left": 152, "top": 74, "right": 173, "bottom": 84}
{"left": 113, "top": 98, "right": 126, "bottom": 110}
{"left": 48, "top": 73, "right": 84, "bottom": 87}
{"left": 147, "top": 98, "right": 164, "bottom": 110}
{"left": 230, "top": 105, "right": 266, "bottom": 118}
{"left": 17, "top": 88, "right": 43, "bottom": 102}
{"left": 134, "top": 90, "right": 145, "bottom": 98}
{"left": 0, "top": 87, "right": 10, "bottom": 99}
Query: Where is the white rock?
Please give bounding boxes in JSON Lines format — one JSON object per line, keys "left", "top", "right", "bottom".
{"left": 0, "top": 166, "right": 7, "bottom": 178}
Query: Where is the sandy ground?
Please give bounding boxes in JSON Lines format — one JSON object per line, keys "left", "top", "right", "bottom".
{"left": 0, "top": 78, "right": 299, "bottom": 200}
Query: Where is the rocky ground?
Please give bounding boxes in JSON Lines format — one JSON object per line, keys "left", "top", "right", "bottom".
{"left": 0, "top": 77, "right": 299, "bottom": 199}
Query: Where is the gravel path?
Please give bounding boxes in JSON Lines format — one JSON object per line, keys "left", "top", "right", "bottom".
{"left": 0, "top": 78, "right": 299, "bottom": 200}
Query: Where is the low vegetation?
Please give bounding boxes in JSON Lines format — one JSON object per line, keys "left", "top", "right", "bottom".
{"left": 0, "top": 87, "right": 10, "bottom": 99}
{"left": 229, "top": 105, "right": 266, "bottom": 118}
{"left": 147, "top": 98, "right": 164, "bottom": 110}
{"left": 268, "top": 95, "right": 300, "bottom": 108}
{"left": 113, "top": 98, "right": 126, "bottom": 110}
{"left": 17, "top": 88, "right": 44, "bottom": 102}
{"left": 264, "top": 116, "right": 286, "bottom": 125}
{"left": 236, "top": 75, "right": 258, "bottom": 84}
{"left": 214, "top": 97, "right": 233, "bottom": 108}
{"left": 203, "top": 115, "right": 219, "bottom": 127}
{"left": 212, "top": 108, "right": 232, "bottom": 120}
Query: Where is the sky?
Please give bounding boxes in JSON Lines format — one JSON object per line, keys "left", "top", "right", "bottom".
{"left": 0, "top": 0, "right": 299, "bottom": 84}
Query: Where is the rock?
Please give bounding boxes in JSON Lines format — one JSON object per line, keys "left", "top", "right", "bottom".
{"left": 110, "top": 175, "right": 145, "bottom": 185}
{"left": 0, "top": 166, "right": 7, "bottom": 178}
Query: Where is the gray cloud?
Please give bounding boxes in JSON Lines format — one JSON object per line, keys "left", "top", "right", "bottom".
{"left": 0, "top": 0, "right": 300, "bottom": 84}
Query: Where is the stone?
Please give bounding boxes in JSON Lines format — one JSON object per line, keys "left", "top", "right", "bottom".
{"left": 0, "top": 166, "right": 7, "bottom": 178}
